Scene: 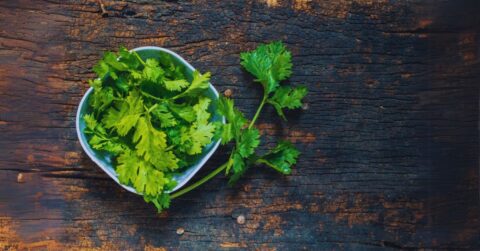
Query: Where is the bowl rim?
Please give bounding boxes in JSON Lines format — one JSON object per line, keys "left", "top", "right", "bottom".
{"left": 76, "top": 46, "right": 224, "bottom": 194}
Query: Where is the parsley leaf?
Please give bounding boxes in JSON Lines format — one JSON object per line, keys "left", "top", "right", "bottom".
{"left": 143, "top": 58, "right": 164, "bottom": 83}
{"left": 240, "top": 41, "right": 292, "bottom": 94}
{"left": 83, "top": 114, "right": 126, "bottom": 155}
{"left": 256, "top": 141, "right": 300, "bottom": 175}
{"left": 116, "top": 150, "right": 172, "bottom": 196}
{"left": 174, "top": 71, "right": 210, "bottom": 99}
{"left": 267, "top": 86, "right": 308, "bottom": 120}
{"left": 102, "top": 91, "right": 144, "bottom": 136}
{"left": 180, "top": 98, "right": 216, "bottom": 155}
{"left": 217, "top": 97, "right": 247, "bottom": 144}
{"left": 151, "top": 103, "right": 177, "bottom": 128}
{"left": 164, "top": 79, "right": 190, "bottom": 91}
{"left": 133, "top": 116, "right": 179, "bottom": 171}
{"left": 237, "top": 128, "right": 260, "bottom": 158}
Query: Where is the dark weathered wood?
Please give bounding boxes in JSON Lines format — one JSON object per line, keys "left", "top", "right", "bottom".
{"left": 0, "top": 0, "right": 479, "bottom": 249}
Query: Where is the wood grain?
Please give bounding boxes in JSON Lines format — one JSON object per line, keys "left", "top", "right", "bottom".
{"left": 0, "top": 0, "right": 479, "bottom": 250}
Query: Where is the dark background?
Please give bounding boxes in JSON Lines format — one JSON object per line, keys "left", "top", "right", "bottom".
{"left": 0, "top": 0, "right": 479, "bottom": 249}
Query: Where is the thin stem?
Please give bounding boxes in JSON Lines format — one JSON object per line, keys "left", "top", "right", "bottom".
{"left": 133, "top": 51, "right": 146, "bottom": 66}
{"left": 146, "top": 103, "right": 158, "bottom": 113}
{"left": 141, "top": 90, "right": 164, "bottom": 102}
{"left": 248, "top": 94, "right": 267, "bottom": 129}
{"left": 170, "top": 162, "right": 229, "bottom": 199}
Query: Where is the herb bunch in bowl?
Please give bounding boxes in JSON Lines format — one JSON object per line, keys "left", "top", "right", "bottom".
{"left": 83, "top": 47, "right": 218, "bottom": 209}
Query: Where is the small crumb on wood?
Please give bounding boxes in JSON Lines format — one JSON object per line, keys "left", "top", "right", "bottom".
{"left": 17, "top": 173, "right": 24, "bottom": 183}
{"left": 237, "top": 215, "right": 245, "bottom": 225}
{"left": 176, "top": 227, "right": 184, "bottom": 235}
{"left": 224, "top": 89, "right": 233, "bottom": 97}
{"left": 302, "top": 103, "right": 309, "bottom": 110}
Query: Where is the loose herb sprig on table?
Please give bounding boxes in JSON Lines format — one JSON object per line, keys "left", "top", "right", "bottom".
{"left": 169, "top": 42, "right": 308, "bottom": 202}
{"left": 83, "top": 42, "right": 308, "bottom": 212}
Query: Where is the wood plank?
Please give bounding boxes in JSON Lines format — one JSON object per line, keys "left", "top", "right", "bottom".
{"left": 0, "top": 0, "right": 478, "bottom": 249}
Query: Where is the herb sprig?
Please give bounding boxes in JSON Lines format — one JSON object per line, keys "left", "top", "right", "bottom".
{"left": 169, "top": 42, "right": 307, "bottom": 200}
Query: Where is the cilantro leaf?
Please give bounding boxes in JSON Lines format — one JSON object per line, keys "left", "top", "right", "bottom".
{"left": 83, "top": 114, "right": 126, "bottom": 155}
{"left": 143, "top": 58, "right": 164, "bottom": 83}
{"left": 168, "top": 102, "right": 196, "bottom": 123}
{"left": 240, "top": 41, "right": 292, "bottom": 94}
{"left": 151, "top": 104, "right": 177, "bottom": 128}
{"left": 256, "top": 141, "right": 299, "bottom": 174}
{"left": 144, "top": 193, "right": 171, "bottom": 213}
{"left": 227, "top": 152, "right": 249, "bottom": 185}
{"left": 133, "top": 116, "right": 178, "bottom": 171}
{"left": 102, "top": 91, "right": 144, "bottom": 136}
{"left": 225, "top": 128, "right": 260, "bottom": 177}
{"left": 174, "top": 70, "right": 210, "bottom": 99}
{"left": 237, "top": 128, "right": 260, "bottom": 158}
{"left": 86, "top": 47, "right": 222, "bottom": 213}
{"left": 217, "top": 97, "right": 247, "bottom": 144}
{"left": 164, "top": 79, "right": 190, "bottom": 91}
{"left": 88, "top": 84, "right": 114, "bottom": 113}
{"left": 267, "top": 86, "right": 308, "bottom": 120}
{"left": 180, "top": 98, "right": 216, "bottom": 155}
{"left": 83, "top": 43, "right": 307, "bottom": 213}
{"left": 116, "top": 150, "right": 172, "bottom": 196}
{"left": 182, "top": 123, "right": 216, "bottom": 155}
{"left": 118, "top": 46, "right": 141, "bottom": 69}
{"left": 193, "top": 97, "right": 211, "bottom": 124}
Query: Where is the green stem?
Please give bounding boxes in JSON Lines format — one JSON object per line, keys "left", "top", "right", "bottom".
{"left": 141, "top": 91, "right": 165, "bottom": 102}
{"left": 170, "top": 162, "right": 229, "bottom": 199}
{"left": 146, "top": 103, "right": 158, "bottom": 113}
{"left": 133, "top": 51, "right": 146, "bottom": 66}
{"left": 248, "top": 94, "right": 267, "bottom": 129}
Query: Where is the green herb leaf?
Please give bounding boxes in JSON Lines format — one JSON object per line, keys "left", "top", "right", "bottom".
{"left": 133, "top": 117, "right": 179, "bottom": 171}
{"left": 174, "top": 70, "right": 210, "bottom": 99}
{"left": 256, "top": 141, "right": 300, "bottom": 175}
{"left": 151, "top": 104, "right": 177, "bottom": 128}
{"left": 83, "top": 114, "right": 126, "bottom": 155}
{"left": 102, "top": 91, "right": 144, "bottom": 136}
{"left": 180, "top": 98, "right": 216, "bottom": 155}
{"left": 217, "top": 97, "right": 247, "bottom": 144}
{"left": 143, "top": 58, "right": 164, "bottom": 83}
{"left": 267, "top": 86, "right": 308, "bottom": 120}
{"left": 117, "top": 150, "right": 172, "bottom": 196}
{"left": 164, "top": 79, "right": 190, "bottom": 91}
{"left": 237, "top": 128, "right": 260, "bottom": 158}
{"left": 240, "top": 41, "right": 292, "bottom": 94}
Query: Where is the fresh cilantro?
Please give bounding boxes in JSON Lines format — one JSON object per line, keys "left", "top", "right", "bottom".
{"left": 174, "top": 71, "right": 211, "bottom": 99}
{"left": 164, "top": 79, "right": 190, "bottom": 91}
{"left": 217, "top": 97, "right": 247, "bottom": 144}
{"left": 256, "top": 141, "right": 300, "bottom": 174}
{"left": 240, "top": 41, "right": 292, "bottom": 94}
{"left": 214, "top": 41, "right": 306, "bottom": 184}
{"left": 267, "top": 86, "right": 308, "bottom": 120}
{"left": 84, "top": 47, "right": 217, "bottom": 212}
{"left": 83, "top": 42, "right": 308, "bottom": 213}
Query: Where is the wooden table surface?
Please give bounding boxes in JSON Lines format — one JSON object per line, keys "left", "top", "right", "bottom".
{"left": 0, "top": 0, "right": 479, "bottom": 250}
